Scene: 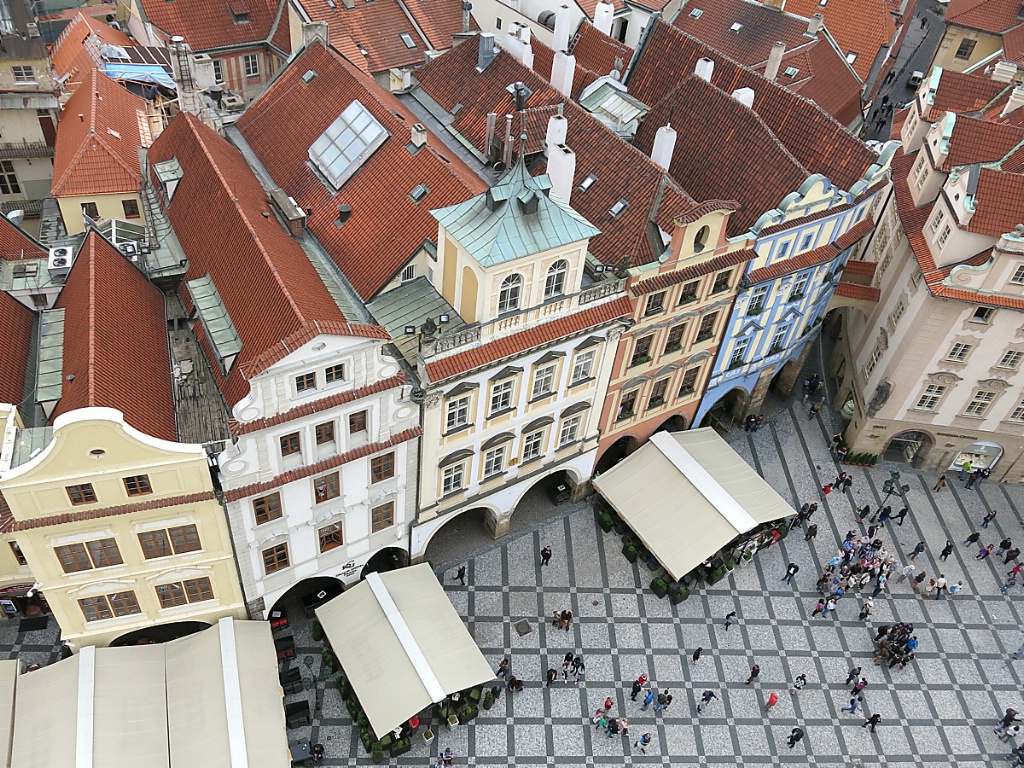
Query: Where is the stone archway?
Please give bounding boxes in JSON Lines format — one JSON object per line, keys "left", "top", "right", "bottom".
{"left": 269, "top": 575, "right": 345, "bottom": 621}
{"left": 700, "top": 387, "right": 750, "bottom": 430}
{"left": 111, "top": 620, "right": 209, "bottom": 647}
{"left": 882, "top": 430, "right": 935, "bottom": 467}
{"left": 422, "top": 507, "right": 496, "bottom": 566}
{"left": 596, "top": 435, "right": 640, "bottom": 474}
{"left": 654, "top": 414, "right": 688, "bottom": 434}
{"left": 360, "top": 546, "right": 410, "bottom": 580}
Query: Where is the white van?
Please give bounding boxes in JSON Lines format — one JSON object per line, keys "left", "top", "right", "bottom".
{"left": 907, "top": 70, "right": 924, "bottom": 88}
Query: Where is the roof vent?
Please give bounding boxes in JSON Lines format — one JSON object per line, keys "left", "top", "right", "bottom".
{"left": 729, "top": 22, "right": 742, "bottom": 32}
{"left": 335, "top": 203, "right": 352, "bottom": 227}
{"left": 507, "top": 81, "right": 532, "bottom": 110}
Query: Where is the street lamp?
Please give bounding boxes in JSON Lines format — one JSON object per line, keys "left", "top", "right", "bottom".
{"left": 881, "top": 470, "right": 910, "bottom": 507}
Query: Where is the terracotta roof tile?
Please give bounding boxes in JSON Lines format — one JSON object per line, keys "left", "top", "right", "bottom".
{"left": 756, "top": 202, "right": 854, "bottom": 235}
{"left": 927, "top": 69, "right": 1009, "bottom": 120}
{"left": 237, "top": 42, "right": 485, "bottom": 300}
{"left": 238, "top": 321, "right": 391, "bottom": 380}
{"left": 1004, "top": 22, "right": 1024, "bottom": 62}
{"left": 746, "top": 219, "right": 871, "bottom": 283}
{"left": 223, "top": 427, "right": 420, "bottom": 501}
{"left": 0, "top": 291, "right": 33, "bottom": 406}
{"left": 964, "top": 166, "right": 1024, "bottom": 236}
{"left": 769, "top": 39, "right": 864, "bottom": 125}
{"left": 833, "top": 281, "right": 880, "bottom": 301}
{"left": 301, "top": 0, "right": 431, "bottom": 74}
{"left": 569, "top": 23, "right": 633, "bottom": 79}
{"left": 781, "top": 0, "right": 895, "bottom": 80}
{"left": 52, "top": 70, "right": 148, "bottom": 198}
{"left": 842, "top": 258, "right": 878, "bottom": 277}
{"left": 631, "top": 248, "right": 755, "bottom": 296}
{"left": 0, "top": 216, "right": 46, "bottom": 261}
{"left": 148, "top": 112, "right": 379, "bottom": 407}
{"left": 983, "top": 91, "right": 1024, "bottom": 127}
{"left": 136, "top": 0, "right": 286, "bottom": 52}
{"left": 53, "top": 232, "right": 177, "bottom": 441}
{"left": 8, "top": 491, "right": 217, "bottom": 531}
{"left": 425, "top": 297, "right": 631, "bottom": 382}
{"left": 403, "top": 0, "right": 478, "bottom": 52}
{"left": 940, "top": 115, "right": 1024, "bottom": 170}
{"left": 944, "top": 0, "right": 1024, "bottom": 33}
{"left": 51, "top": 13, "right": 133, "bottom": 83}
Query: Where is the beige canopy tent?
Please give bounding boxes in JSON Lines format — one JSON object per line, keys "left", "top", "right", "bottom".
{"left": 316, "top": 563, "right": 494, "bottom": 739}
{"left": 9, "top": 618, "right": 289, "bottom": 768}
{"left": 593, "top": 429, "right": 793, "bottom": 581}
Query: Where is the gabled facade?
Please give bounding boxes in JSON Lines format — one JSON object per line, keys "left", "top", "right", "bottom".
{"left": 834, "top": 67, "right": 1024, "bottom": 481}
{"left": 931, "top": 0, "right": 1024, "bottom": 76}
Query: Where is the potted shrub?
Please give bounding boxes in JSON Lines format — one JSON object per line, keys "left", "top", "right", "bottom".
{"left": 390, "top": 737, "right": 412, "bottom": 757}
{"left": 742, "top": 550, "right": 754, "bottom": 563}
{"left": 458, "top": 704, "right": 479, "bottom": 724}
{"left": 725, "top": 559, "right": 737, "bottom": 571}
{"left": 707, "top": 566, "right": 727, "bottom": 585}
{"left": 322, "top": 649, "right": 338, "bottom": 673}
{"left": 448, "top": 713, "right": 459, "bottom": 728}
{"left": 310, "top": 619, "right": 324, "bottom": 642}
{"left": 622, "top": 543, "right": 639, "bottom": 562}
{"left": 669, "top": 585, "right": 690, "bottom": 604}
{"left": 597, "top": 511, "right": 614, "bottom": 533}
{"left": 360, "top": 729, "right": 372, "bottom": 751}
{"left": 483, "top": 690, "right": 495, "bottom": 710}
{"left": 422, "top": 729, "right": 434, "bottom": 745}
{"left": 650, "top": 577, "right": 669, "bottom": 598}
{"left": 371, "top": 742, "right": 383, "bottom": 764}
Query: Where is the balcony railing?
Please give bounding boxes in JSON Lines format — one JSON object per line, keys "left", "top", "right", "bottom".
{"left": 0, "top": 140, "right": 54, "bottom": 159}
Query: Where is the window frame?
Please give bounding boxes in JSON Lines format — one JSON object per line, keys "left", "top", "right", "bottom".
{"left": 441, "top": 463, "right": 466, "bottom": 495}
{"left": 677, "top": 280, "right": 699, "bottom": 305}
{"left": 318, "top": 521, "right": 344, "bottom": 552}
{"left": 954, "top": 37, "right": 977, "bottom": 59}
{"left": 370, "top": 452, "right": 395, "bottom": 483}
{"left": 295, "top": 372, "right": 316, "bottom": 392}
{"left": 696, "top": 312, "right": 718, "bottom": 342}
{"left": 55, "top": 543, "right": 92, "bottom": 573}
{"left": 570, "top": 349, "right": 595, "bottom": 383}
{"left": 663, "top": 323, "right": 687, "bottom": 354}
{"left": 86, "top": 538, "right": 123, "bottom": 568}
{"left": 262, "top": 542, "right": 290, "bottom": 574}
{"left": 66, "top": 483, "right": 97, "bottom": 506}
{"left": 522, "top": 429, "right": 545, "bottom": 462}
{"left": 326, "top": 364, "right": 346, "bottom": 384}
{"left": 138, "top": 529, "right": 173, "bottom": 560}
{"left": 483, "top": 445, "right": 505, "bottom": 477}
{"left": 314, "top": 471, "right": 340, "bottom": 503}
{"left": 79, "top": 595, "right": 114, "bottom": 622}
{"left": 348, "top": 410, "right": 367, "bottom": 433}
{"left": 279, "top": 432, "right": 301, "bottom": 457}
{"left": 617, "top": 390, "right": 638, "bottom": 420}
{"left": 169, "top": 524, "right": 201, "bottom": 554}
{"left": 1011, "top": 264, "right": 1024, "bottom": 285}
{"left": 123, "top": 474, "right": 152, "bottom": 496}
{"left": 544, "top": 259, "right": 569, "bottom": 299}
{"left": 0, "top": 160, "right": 22, "bottom": 195}
{"left": 998, "top": 350, "right": 1024, "bottom": 370}
{"left": 630, "top": 335, "right": 653, "bottom": 366}
{"left": 243, "top": 52, "right": 260, "bottom": 78}
{"left": 8, "top": 541, "right": 25, "bottom": 567}
{"left": 531, "top": 364, "right": 557, "bottom": 400}
{"left": 253, "top": 492, "right": 283, "bottom": 525}
{"left": 678, "top": 367, "right": 700, "bottom": 397}
{"left": 558, "top": 414, "right": 582, "bottom": 446}
{"left": 371, "top": 501, "right": 395, "bottom": 532}
{"left": 445, "top": 395, "right": 471, "bottom": 432}
{"left": 946, "top": 342, "right": 973, "bottom": 362}
{"left": 107, "top": 591, "right": 141, "bottom": 617}
{"left": 498, "top": 274, "right": 523, "bottom": 314}
{"left": 11, "top": 65, "right": 34, "bottom": 83}
{"left": 711, "top": 270, "right": 732, "bottom": 294}
{"left": 915, "top": 383, "right": 947, "bottom": 411}
{"left": 647, "top": 378, "right": 668, "bottom": 409}
{"left": 489, "top": 379, "right": 514, "bottom": 414}
{"left": 644, "top": 292, "right": 666, "bottom": 317}
{"left": 315, "top": 421, "right": 335, "bottom": 445}
{"left": 963, "top": 389, "right": 996, "bottom": 417}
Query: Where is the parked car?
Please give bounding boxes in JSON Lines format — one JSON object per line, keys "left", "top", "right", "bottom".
{"left": 907, "top": 70, "right": 924, "bottom": 88}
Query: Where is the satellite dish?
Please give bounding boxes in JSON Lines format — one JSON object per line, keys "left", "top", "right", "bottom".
{"left": 492, "top": 161, "right": 506, "bottom": 173}
{"left": 6, "top": 210, "right": 24, "bottom": 225}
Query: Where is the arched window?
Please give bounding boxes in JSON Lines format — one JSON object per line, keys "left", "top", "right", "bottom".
{"left": 498, "top": 274, "right": 523, "bottom": 314}
{"left": 693, "top": 225, "right": 710, "bottom": 252}
{"left": 544, "top": 260, "right": 569, "bottom": 299}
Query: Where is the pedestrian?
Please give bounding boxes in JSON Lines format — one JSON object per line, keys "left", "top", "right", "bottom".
{"left": 634, "top": 732, "right": 652, "bottom": 754}
{"left": 691, "top": 647, "right": 703, "bottom": 664}
{"left": 497, "top": 658, "right": 511, "bottom": 678}
{"left": 1006, "top": 548, "right": 1022, "bottom": 565}
{"left": 843, "top": 475, "right": 854, "bottom": 493}
{"left": 745, "top": 414, "right": 757, "bottom": 432}
{"left": 546, "top": 668, "right": 557, "bottom": 687}
{"left": 977, "top": 544, "right": 994, "bottom": 560}
{"left": 506, "top": 675, "right": 523, "bottom": 692}
{"left": 959, "top": 460, "right": 974, "bottom": 481}
{"left": 871, "top": 574, "right": 887, "bottom": 598}
{"left": 312, "top": 743, "right": 325, "bottom": 765}
{"left": 845, "top": 666, "right": 862, "bottom": 686}
{"left": 540, "top": 545, "right": 552, "bottom": 566}
{"left": 630, "top": 673, "right": 648, "bottom": 701}
{"left": 783, "top": 562, "right": 800, "bottom": 583}
{"left": 455, "top": 564, "right": 466, "bottom": 585}
{"left": 592, "top": 709, "right": 607, "bottom": 730}
{"left": 789, "top": 674, "right": 807, "bottom": 695}
{"left": 837, "top": 445, "right": 849, "bottom": 462}
{"left": 999, "top": 725, "right": 1022, "bottom": 744}
{"left": 604, "top": 696, "right": 614, "bottom": 712}
{"left": 852, "top": 678, "right": 868, "bottom": 697}
{"left": 908, "top": 541, "right": 926, "bottom": 561}
{"left": 859, "top": 598, "right": 873, "bottom": 621}
{"left": 896, "top": 563, "right": 915, "bottom": 584}
{"left": 1001, "top": 575, "right": 1017, "bottom": 594}
{"left": 964, "top": 531, "right": 981, "bottom": 547}
{"left": 801, "top": 377, "right": 813, "bottom": 404}
{"left": 920, "top": 15, "right": 926, "bottom": 27}
{"left": 654, "top": 691, "right": 672, "bottom": 713}
{"left": 878, "top": 507, "right": 891, "bottom": 525}
{"left": 755, "top": 414, "right": 765, "bottom": 431}
{"left": 786, "top": 727, "right": 805, "bottom": 748}
{"left": 811, "top": 598, "right": 826, "bottom": 617}
{"left": 894, "top": 507, "right": 909, "bottom": 526}
{"left": 841, "top": 695, "right": 862, "bottom": 714}
{"left": 766, "top": 691, "right": 779, "bottom": 712}
{"left": 999, "top": 537, "right": 1013, "bottom": 557}
{"left": 441, "top": 747, "right": 456, "bottom": 767}
{"left": 563, "top": 652, "right": 575, "bottom": 679}
{"left": 1012, "top": 563, "right": 1024, "bottom": 578}
{"left": 933, "top": 475, "right": 947, "bottom": 492}
{"left": 912, "top": 571, "right": 926, "bottom": 592}
{"left": 863, "top": 713, "right": 882, "bottom": 732}
{"left": 558, "top": 609, "right": 573, "bottom": 631}
{"left": 724, "top": 611, "right": 738, "bottom": 631}
{"left": 822, "top": 482, "right": 833, "bottom": 496}
{"left": 641, "top": 688, "right": 655, "bottom": 711}
{"left": 822, "top": 598, "right": 837, "bottom": 618}
{"left": 809, "top": 401, "right": 822, "bottom": 419}
{"left": 805, "top": 523, "right": 818, "bottom": 542}
{"left": 940, "top": 541, "right": 953, "bottom": 561}
{"left": 934, "top": 574, "right": 947, "bottom": 599}
{"left": 746, "top": 664, "right": 761, "bottom": 684}
{"left": 982, "top": 509, "right": 997, "bottom": 528}
{"left": 921, "top": 579, "right": 935, "bottom": 598}
{"left": 948, "top": 580, "right": 964, "bottom": 596}
{"left": 995, "top": 708, "right": 1021, "bottom": 734}
{"left": 966, "top": 469, "right": 981, "bottom": 490}
{"left": 857, "top": 504, "right": 871, "bottom": 523}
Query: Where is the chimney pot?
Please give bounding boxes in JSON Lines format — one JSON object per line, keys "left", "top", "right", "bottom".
{"left": 411, "top": 122, "right": 428, "bottom": 147}
{"left": 764, "top": 40, "right": 785, "bottom": 82}
{"left": 553, "top": 4, "right": 572, "bottom": 51}
{"left": 806, "top": 12, "right": 824, "bottom": 36}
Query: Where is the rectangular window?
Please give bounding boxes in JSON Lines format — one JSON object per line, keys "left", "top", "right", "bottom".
{"left": 800, "top": 233, "right": 814, "bottom": 250}
{"left": 864, "top": 343, "right": 883, "bottom": 377}
{"left": 445, "top": 396, "right": 470, "bottom": 431}
{"left": 315, "top": 422, "right": 335, "bottom": 445}
{"left": 442, "top": 464, "right": 465, "bottom": 495}
{"left": 121, "top": 199, "right": 140, "bottom": 218}
{"left": 79, "top": 596, "right": 113, "bottom": 622}
{"left": 184, "top": 577, "right": 214, "bottom": 603}
{"left": 253, "top": 492, "right": 282, "bottom": 525}
{"left": 677, "top": 281, "right": 698, "bottom": 305}
{"left": 946, "top": 343, "right": 972, "bottom": 361}
{"left": 55, "top": 543, "right": 92, "bottom": 573}
{"left": 401, "top": 264, "right": 416, "bottom": 282}
{"left": 930, "top": 210, "right": 945, "bottom": 234}
{"left": 571, "top": 350, "right": 595, "bottom": 383}
{"left": 999, "top": 350, "right": 1024, "bottom": 369}
{"left": 0, "top": 160, "right": 20, "bottom": 195}
{"left": 955, "top": 38, "right": 977, "bottom": 59}
{"left": 972, "top": 306, "right": 995, "bottom": 323}
{"left": 769, "top": 327, "right": 787, "bottom": 353}
{"left": 490, "top": 380, "right": 514, "bottom": 414}
{"left": 1012, "top": 265, "right": 1024, "bottom": 285}
{"left": 371, "top": 452, "right": 395, "bottom": 483}
{"left": 711, "top": 270, "right": 732, "bottom": 294}
{"left": 123, "top": 474, "right": 152, "bottom": 496}
{"left": 8, "top": 542, "right": 25, "bottom": 567}
{"left": 789, "top": 274, "right": 808, "bottom": 301}
{"left": 11, "top": 65, "right": 34, "bottom": 83}
{"left": 648, "top": 379, "right": 668, "bottom": 409}
{"left": 318, "top": 522, "right": 343, "bottom": 552}
{"left": 280, "top": 432, "right": 301, "bottom": 456}
{"left": 644, "top": 292, "right": 666, "bottom": 317}
{"left": 531, "top": 365, "right": 556, "bottom": 399}
{"left": 888, "top": 300, "right": 906, "bottom": 330}
{"left": 777, "top": 241, "right": 790, "bottom": 259}
{"left": 618, "top": 390, "right": 638, "bottom": 420}
{"left": 630, "top": 336, "right": 653, "bottom": 366}
{"left": 326, "top": 364, "right": 345, "bottom": 383}
{"left": 138, "top": 530, "right": 172, "bottom": 559}
{"left": 314, "top": 472, "right": 340, "bottom": 502}
{"left": 730, "top": 337, "right": 750, "bottom": 368}
{"left": 156, "top": 582, "right": 187, "bottom": 609}
{"left": 11, "top": 263, "right": 35, "bottom": 279}
{"left": 66, "top": 483, "right": 97, "bottom": 505}
{"left": 483, "top": 446, "right": 505, "bottom": 477}
{"left": 915, "top": 384, "right": 947, "bottom": 410}
{"left": 295, "top": 372, "right": 316, "bottom": 392}
{"left": 371, "top": 501, "right": 395, "bottom": 532}
{"left": 747, "top": 285, "right": 769, "bottom": 315}
{"left": 1010, "top": 400, "right": 1024, "bottom": 423}
{"left": 696, "top": 312, "right": 718, "bottom": 342}
{"left": 964, "top": 390, "right": 996, "bottom": 417}
{"left": 348, "top": 410, "right": 366, "bottom": 433}
{"left": 212, "top": 59, "right": 224, "bottom": 82}
{"left": 937, "top": 224, "right": 952, "bottom": 248}
{"left": 87, "top": 538, "right": 123, "bottom": 568}
{"left": 108, "top": 591, "right": 141, "bottom": 616}
{"left": 522, "top": 430, "right": 545, "bottom": 462}
{"left": 664, "top": 323, "right": 687, "bottom": 354}
{"left": 558, "top": 415, "right": 582, "bottom": 446}
{"left": 169, "top": 525, "right": 201, "bottom": 554}
{"left": 678, "top": 367, "right": 700, "bottom": 396}
{"left": 262, "top": 543, "right": 289, "bottom": 574}
{"left": 243, "top": 53, "right": 260, "bottom": 77}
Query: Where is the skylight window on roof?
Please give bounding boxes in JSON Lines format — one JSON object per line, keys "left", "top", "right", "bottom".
{"left": 579, "top": 173, "right": 597, "bottom": 192}
{"left": 609, "top": 199, "right": 628, "bottom": 218}
{"left": 302, "top": 69, "right": 318, "bottom": 84}
{"left": 309, "top": 100, "right": 389, "bottom": 191}
{"left": 401, "top": 32, "right": 416, "bottom": 48}
{"left": 689, "top": 7, "right": 703, "bottom": 17}
{"left": 410, "top": 183, "right": 429, "bottom": 203}
{"left": 729, "top": 22, "right": 743, "bottom": 32}
{"left": 846, "top": 52, "right": 858, "bottom": 64}
{"left": 0, "top": 0, "right": 13, "bottom": 35}
{"left": 818, "top": 0, "right": 827, "bottom": 5}
{"left": 783, "top": 66, "right": 799, "bottom": 77}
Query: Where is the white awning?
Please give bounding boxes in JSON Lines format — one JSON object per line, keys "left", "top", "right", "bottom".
{"left": 593, "top": 428, "right": 793, "bottom": 581}
{"left": 317, "top": 563, "right": 495, "bottom": 739}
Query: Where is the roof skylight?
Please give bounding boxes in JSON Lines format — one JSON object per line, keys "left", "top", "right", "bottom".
{"left": 579, "top": 173, "right": 598, "bottom": 192}
{"left": 783, "top": 66, "right": 799, "bottom": 77}
{"left": 609, "top": 199, "right": 628, "bottom": 218}
{"left": 309, "top": 100, "right": 389, "bottom": 191}
{"left": 400, "top": 32, "right": 416, "bottom": 48}
{"left": 689, "top": 7, "right": 703, "bottom": 17}
{"left": 729, "top": 22, "right": 743, "bottom": 32}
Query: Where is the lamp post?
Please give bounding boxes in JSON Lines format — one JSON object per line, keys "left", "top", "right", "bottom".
{"left": 880, "top": 470, "right": 910, "bottom": 507}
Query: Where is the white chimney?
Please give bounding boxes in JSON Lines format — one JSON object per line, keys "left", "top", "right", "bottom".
{"left": 764, "top": 40, "right": 785, "bottom": 82}
{"left": 302, "top": 21, "right": 329, "bottom": 48}
{"left": 478, "top": 32, "right": 497, "bottom": 70}
{"left": 593, "top": 1, "right": 614, "bottom": 36}
{"left": 695, "top": 57, "right": 714, "bottom": 82}
{"left": 551, "top": 50, "right": 576, "bottom": 96}
{"left": 553, "top": 4, "right": 572, "bottom": 51}
{"left": 548, "top": 143, "right": 576, "bottom": 205}
{"left": 519, "top": 25, "right": 532, "bottom": 45}
{"left": 545, "top": 113, "right": 568, "bottom": 157}
{"left": 806, "top": 12, "right": 823, "bottom": 36}
{"left": 992, "top": 60, "right": 1017, "bottom": 83}
{"left": 1001, "top": 85, "right": 1024, "bottom": 116}
{"left": 732, "top": 87, "right": 755, "bottom": 108}
{"left": 651, "top": 123, "right": 676, "bottom": 171}
{"left": 411, "top": 123, "right": 427, "bottom": 147}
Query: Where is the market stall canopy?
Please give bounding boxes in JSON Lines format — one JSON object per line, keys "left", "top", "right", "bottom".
{"left": 593, "top": 429, "right": 793, "bottom": 580}
{"left": 9, "top": 618, "right": 288, "bottom": 768}
{"left": 317, "top": 564, "right": 494, "bottom": 739}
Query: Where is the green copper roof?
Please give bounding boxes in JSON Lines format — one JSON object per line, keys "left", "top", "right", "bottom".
{"left": 430, "top": 158, "right": 600, "bottom": 267}
{"left": 186, "top": 273, "right": 243, "bottom": 363}
{"left": 35, "top": 308, "right": 65, "bottom": 405}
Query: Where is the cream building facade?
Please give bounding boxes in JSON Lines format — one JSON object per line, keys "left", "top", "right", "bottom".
{"left": 0, "top": 408, "right": 246, "bottom": 650}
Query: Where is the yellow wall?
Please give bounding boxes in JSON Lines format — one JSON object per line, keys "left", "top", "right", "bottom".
{"left": 56, "top": 193, "right": 145, "bottom": 235}
{"left": 931, "top": 26, "right": 1004, "bottom": 74}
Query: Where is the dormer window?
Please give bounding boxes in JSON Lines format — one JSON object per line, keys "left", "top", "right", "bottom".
{"left": 783, "top": 66, "right": 799, "bottom": 78}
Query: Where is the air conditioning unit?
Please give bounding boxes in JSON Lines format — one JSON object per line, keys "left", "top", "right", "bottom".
{"left": 47, "top": 247, "right": 73, "bottom": 279}
{"left": 221, "top": 94, "right": 246, "bottom": 111}
{"left": 118, "top": 242, "right": 139, "bottom": 261}
{"left": 25, "top": 22, "right": 39, "bottom": 37}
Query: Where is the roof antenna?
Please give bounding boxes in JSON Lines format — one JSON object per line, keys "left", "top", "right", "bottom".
{"left": 667, "top": 105, "right": 675, "bottom": 127}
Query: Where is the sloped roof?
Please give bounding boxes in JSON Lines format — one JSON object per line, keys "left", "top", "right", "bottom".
{"left": 939, "top": 115, "right": 1024, "bottom": 170}
{"left": 570, "top": 22, "right": 633, "bottom": 79}
{"left": 51, "top": 13, "right": 133, "bottom": 82}
{"left": 944, "top": 0, "right": 1024, "bottom": 33}
{"left": 780, "top": 0, "right": 895, "bottom": 80}
{"left": 53, "top": 232, "right": 177, "bottom": 441}
{"left": 148, "top": 112, "right": 384, "bottom": 408}
{"left": 51, "top": 69, "right": 148, "bottom": 198}
{"left": 1004, "top": 22, "right": 1024, "bottom": 62}
{"left": 136, "top": 0, "right": 288, "bottom": 52}
{"left": 236, "top": 42, "right": 485, "bottom": 300}
{"left": 0, "top": 292, "right": 33, "bottom": 407}
{"left": 926, "top": 68, "right": 1010, "bottom": 120}
{"left": 627, "top": 21, "right": 873, "bottom": 185}
{"left": 965, "top": 166, "right": 1024, "bottom": 235}
{"left": 0, "top": 216, "right": 46, "bottom": 261}
{"left": 402, "top": 0, "right": 477, "bottom": 52}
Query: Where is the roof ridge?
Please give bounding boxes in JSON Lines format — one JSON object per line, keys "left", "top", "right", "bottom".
{"left": 86, "top": 234, "right": 97, "bottom": 408}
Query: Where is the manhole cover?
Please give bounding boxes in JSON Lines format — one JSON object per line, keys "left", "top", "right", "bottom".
{"left": 514, "top": 619, "right": 532, "bottom": 636}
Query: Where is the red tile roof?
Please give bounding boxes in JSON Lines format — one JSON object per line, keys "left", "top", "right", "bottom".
{"left": 0, "top": 216, "right": 46, "bottom": 261}
{"left": 223, "top": 427, "right": 420, "bottom": 501}
{"left": 569, "top": 23, "right": 633, "bottom": 79}
{"left": 403, "top": 0, "right": 478, "bottom": 52}
{"left": 237, "top": 42, "right": 485, "bottom": 300}
{"left": 926, "top": 69, "right": 1009, "bottom": 120}
{"left": 781, "top": 0, "right": 895, "bottom": 80}
{"left": 148, "top": 112, "right": 384, "bottom": 408}
{"left": 627, "top": 21, "right": 872, "bottom": 180}
{"left": 53, "top": 232, "right": 177, "bottom": 441}
{"left": 52, "top": 69, "right": 148, "bottom": 198}
{"left": 8, "top": 491, "right": 217, "bottom": 531}
{"left": 1003, "top": 22, "right": 1024, "bottom": 62}
{"left": 630, "top": 248, "right": 755, "bottom": 295}
{"left": 939, "top": 114, "right": 1024, "bottom": 170}
{"left": 833, "top": 281, "right": 880, "bottom": 301}
{"left": 964, "top": 166, "right": 1024, "bottom": 236}
{"left": 425, "top": 296, "right": 631, "bottom": 382}
{"left": 136, "top": 0, "right": 288, "bottom": 52}
{"left": 0, "top": 292, "right": 33, "bottom": 407}
{"left": 944, "top": 0, "right": 1024, "bottom": 33}
{"left": 842, "top": 259, "right": 878, "bottom": 277}
{"left": 51, "top": 13, "right": 133, "bottom": 83}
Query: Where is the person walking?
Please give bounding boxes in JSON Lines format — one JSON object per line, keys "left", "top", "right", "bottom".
{"left": 545, "top": 668, "right": 557, "bottom": 687}
{"left": 977, "top": 544, "right": 995, "bottom": 560}
{"left": 724, "top": 611, "right": 738, "bottom": 631}
{"left": 696, "top": 689, "right": 718, "bottom": 714}
{"left": 959, "top": 460, "right": 973, "bottom": 482}
{"left": 949, "top": 580, "right": 964, "bottom": 596}
{"left": 497, "top": 658, "right": 511, "bottom": 679}
{"left": 603, "top": 695, "right": 614, "bottom": 712}
{"left": 859, "top": 598, "right": 874, "bottom": 621}
{"left": 841, "top": 695, "right": 862, "bottom": 714}
{"left": 789, "top": 674, "right": 807, "bottom": 695}
{"left": 964, "top": 531, "right": 981, "bottom": 547}
{"left": 1010, "top": 638, "right": 1024, "bottom": 661}
{"left": 630, "top": 673, "right": 648, "bottom": 701}
{"left": 982, "top": 510, "right": 998, "bottom": 529}
{"left": 998, "top": 537, "right": 1013, "bottom": 557}
{"left": 783, "top": 562, "right": 800, "bottom": 584}
{"left": 455, "top": 564, "right": 467, "bottom": 585}
{"left": 1005, "top": 547, "right": 1021, "bottom": 565}
{"left": 921, "top": 579, "right": 936, "bottom": 599}
{"left": 822, "top": 597, "right": 837, "bottom": 618}
{"left": 745, "top": 414, "right": 757, "bottom": 433}
{"left": 805, "top": 523, "right": 818, "bottom": 542}
{"left": 654, "top": 692, "right": 672, "bottom": 714}
{"left": 934, "top": 575, "right": 948, "bottom": 599}
{"left": 766, "top": 691, "right": 779, "bottom": 713}
{"left": 871, "top": 574, "right": 888, "bottom": 598}
{"left": 966, "top": 469, "right": 981, "bottom": 490}
{"left": 691, "top": 647, "right": 703, "bottom": 664}
{"left": 540, "top": 545, "right": 552, "bottom": 566}
{"left": 939, "top": 541, "right": 954, "bottom": 561}
{"left": 1001, "top": 574, "right": 1017, "bottom": 594}
{"left": 896, "top": 563, "right": 915, "bottom": 584}
{"left": 641, "top": 688, "right": 655, "bottom": 711}
{"left": 811, "top": 598, "right": 826, "bottom": 617}
{"left": 995, "top": 708, "right": 1021, "bottom": 734}
{"left": 592, "top": 709, "right": 608, "bottom": 731}
{"left": 634, "top": 732, "right": 652, "bottom": 754}
{"left": 933, "top": 475, "right": 947, "bottom": 492}
{"left": 863, "top": 713, "right": 882, "bottom": 732}
{"left": 912, "top": 571, "right": 927, "bottom": 592}
{"left": 851, "top": 678, "right": 868, "bottom": 697}
{"left": 845, "top": 666, "right": 862, "bottom": 686}
{"left": 746, "top": 664, "right": 761, "bottom": 684}
{"left": 894, "top": 507, "right": 909, "bottom": 526}
{"left": 786, "top": 727, "right": 805, "bottom": 748}
{"left": 809, "top": 401, "right": 822, "bottom": 419}
{"left": 908, "top": 541, "right": 926, "bottom": 561}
